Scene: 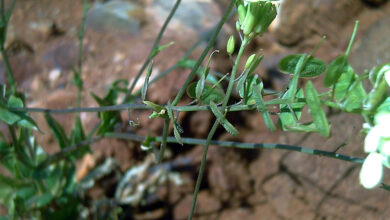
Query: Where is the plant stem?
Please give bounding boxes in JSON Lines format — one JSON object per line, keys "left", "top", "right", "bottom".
{"left": 188, "top": 31, "right": 248, "bottom": 220}
{"left": 9, "top": 97, "right": 308, "bottom": 114}
{"left": 188, "top": 121, "right": 219, "bottom": 220}
{"left": 158, "top": 118, "right": 170, "bottom": 163}
{"left": 345, "top": 21, "right": 359, "bottom": 56}
{"left": 123, "top": 0, "right": 182, "bottom": 102}
{"left": 105, "top": 132, "right": 365, "bottom": 164}
{"left": 0, "top": 46, "right": 16, "bottom": 93}
{"left": 75, "top": 0, "right": 90, "bottom": 108}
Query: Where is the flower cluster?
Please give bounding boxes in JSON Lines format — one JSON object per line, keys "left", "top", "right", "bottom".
{"left": 235, "top": 0, "right": 277, "bottom": 38}
{"left": 360, "top": 70, "right": 390, "bottom": 189}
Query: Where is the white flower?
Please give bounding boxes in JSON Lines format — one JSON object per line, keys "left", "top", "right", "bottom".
{"left": 375, "top": 112, "right": 390, "bottom": 129}
{"left": 381, "top": 140, "right": 390, "bottom": 156}
{"left": 364, "top": 126, "right": 383, "bottom": 153}
{"left": 360, "top": 152, "right": 384, "bottom": 189}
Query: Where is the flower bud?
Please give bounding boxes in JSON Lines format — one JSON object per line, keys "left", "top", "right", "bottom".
{"left": 227, "top": 35, "right": 235, "bottom": 55}
{"left": 237, "top": 4, "right": 247, "bottom": 24}
{"left": 245, "top": 54, "right": 256, "bottom": 69}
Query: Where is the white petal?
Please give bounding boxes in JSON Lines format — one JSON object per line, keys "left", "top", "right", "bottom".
{"left": 375, "top": 114, "right": 390, "bottom": 135}
{"left": 364, "top": 126, "right": 382, "bottom": 153}
{"left": 360, "top": 153, "right": 384, "bottom": 189}
{"left": 381, "top": 140, "right": 390, "bottom": 156}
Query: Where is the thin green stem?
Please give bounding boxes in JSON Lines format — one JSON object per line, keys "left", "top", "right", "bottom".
{"left": 1, "top": 46, "right": 15, "bottom": 92}
{"left": 75, "top": 0, "right": 90, "bottom": 108}
{"left": 188, "top": 25, "right": 248, "bottom": 220}
{"left": 188, "top": 121, "right": 219, "bottom": 220}
{"left": 158, "top": 118, "right": 170, "bottom": 163}
{"left": 172, "top": 0, "right": 235, "bottom": 106}
{"left": 345, "top": 21, "right": 359, "bottom": 57}
{"left": 9, "top": 98, "right": 308, "bottom": 114}
{"left": 105, "top": 132, "right": 365, "bottom": 164}
{"left": 123, "top": 0, "right": 182, "bottom": 102}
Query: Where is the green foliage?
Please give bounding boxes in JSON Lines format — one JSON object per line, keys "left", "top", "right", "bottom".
{"left": 0, "top": 1, "right": 388, "bottom": 219}
{"left": 187, "top": 82, "right": 225, "bottom": 105}
{"left": 90, "top": 79, "right": 127, "bottom": 134}
{"left": 210, "top": 101, "right": 239, "bottom": 136}
{"left": 324, "top": 55, "right": 348, "bottom": 87}
{"left": 305, "top": 81, "right": 330, "bottom": 137}
{"left": 279, "top": 54, "right": 326, "bottom": 77}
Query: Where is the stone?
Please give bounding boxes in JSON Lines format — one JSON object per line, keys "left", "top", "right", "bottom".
{"left": 86, "top": 1, "right": 144, "bottom": 35}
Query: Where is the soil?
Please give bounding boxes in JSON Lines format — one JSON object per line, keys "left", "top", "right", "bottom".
{"left": 1, "top": 0, "right": 390, "bottom": 219}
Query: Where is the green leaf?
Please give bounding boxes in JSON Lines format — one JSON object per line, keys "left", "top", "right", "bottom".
{"left": 167, "top": 102, "right": 183, "bottom": 145}
{"left": 196, "top": 75, "right": 206, "bottom": 101}
{"left": 143, "top": 101, "right": 166, "bottom": 112}
{"left": 239, "top": 74, "right": 263, "bottom": 105}
{"left": 236, "top": 71, "right": 248, "bottom": 95}
{"left": 187, "top": 82, "right": 224, "bottom": 105}
{"left": 35, "top": 192, "right": 54, "bottom": 208}
{"left": 70, "top": 116, "right": 90, "bottom": 158}
{"left": 279, "top": 88, "right": 305, "bottom": 130}
{"left": 72, "top": 69, "right": 83, "bottom": 90}
{"left": 285, "top": 122, "right": 319, "bottom": 133}
{"left": 247, "top": 54, "right": 263, "bottom": 75}
{"left": 141, "top": 61, "right": 154, "bottom": 101}
{"left": 0, "top": 107, "right": 21, "bottom": 124}
{"left": 44, "top": 113, "right": 70, "bottom": 149}
{"left": 8, "top": 95, "right": 23, "bottom": 108}
{"left": 209, "top": 101, "right": 239, "bottom": 135}
{"left": 279, "top": 54, "right": 326, "bottom": 77}
{"left": 334, "top": 65, "right": 355, "bottom": 101}
{"left": 253, "top": 85, "right": 276, "bottom": 131}
{"left": 324, "top": 55, "right": 348, "bottom": 87}
{"left": 90, "top": 81, "right": 125, "bottom": 134}
{"left": 177, "top": 59, "right": 220, "bottom": 86}
{"left": 364, "top": 64, "right": 390, "bottom": 112}
{"left": 305, "top": 81, "right": 330, "bottom": 137}
{"left": 151, "top": 41, "right": 174, "bottom": 58}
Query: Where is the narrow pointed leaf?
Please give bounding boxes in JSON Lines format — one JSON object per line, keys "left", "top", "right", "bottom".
{"left": 167, "top": 102, "right": 183, "bottom": 145}
{"left": 210, "top": 101, "right": 239, "bottom": 135}
{"left": 253, "top": 85, "right": 276, "bottom": 131}
{"left": 44, "top": 113, "right": 70, "bottom": 149}
{"left": 141, "top": 61, "right": 154, "bottom": 101}
{"left": 187, "top": 82, "right": 224, "bottom": 105}
{"left": 239, "top": 74, "right": 263, "bottom": 105}
{"left": 285, "top": 122, "right": 319, "bottom": 133}
{"left": 324, "top": 55, "right": 348, "bottom": 87}
{"left": 279, "top": 88, "right": 305, "bottom": 130}
{"left": 305, "top": 81, "right": 330, "bottom": 137}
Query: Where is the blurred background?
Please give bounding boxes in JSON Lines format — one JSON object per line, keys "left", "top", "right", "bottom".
{"left": 1, "top": 0, "right": 390, "bottom": 219}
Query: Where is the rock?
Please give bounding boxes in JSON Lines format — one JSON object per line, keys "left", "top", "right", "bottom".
{"left": 173, "top": 191, "right": 221, "bottom": 219}
{"left": 43, "top": 40, "right": 78, "bottom": 71}
{"left": 48, "top": 68, "right": 61, "bottom": 83}
{"left": 148, "top": 0, "right": 220, "bottom": 31}
{"left": 275, "top": 0, "right": 365, "bottom": 46}
{"left": 86, "top": 1, "right": 144, "bottom": 35}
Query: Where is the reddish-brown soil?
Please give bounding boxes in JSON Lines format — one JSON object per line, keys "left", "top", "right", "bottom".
{"left": 1, "top": 0, "right": 390, "bottom": 219}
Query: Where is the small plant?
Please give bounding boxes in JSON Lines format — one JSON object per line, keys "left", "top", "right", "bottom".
{"left": 0, "top": 0, "right": 389, "bottom": 219}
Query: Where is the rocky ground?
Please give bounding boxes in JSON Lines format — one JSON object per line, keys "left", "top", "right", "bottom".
{"left": 1, "top": 0, "right": 390, "bottom": 219}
